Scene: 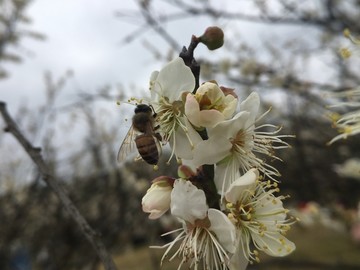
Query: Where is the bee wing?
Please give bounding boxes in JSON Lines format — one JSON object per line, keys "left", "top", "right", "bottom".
{"left": 117, "top": 126, "right": 138, "bottom": 163}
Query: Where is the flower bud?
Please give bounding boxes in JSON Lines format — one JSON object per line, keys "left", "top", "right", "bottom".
{"left": 178, "top": 165, "right": 196, "bottom": 179}
{"left": 185, "top": 82, "right": 237, "bottom": 128}
{"left": 220, "top": 86, "right": 238, "bottom": 99}
{"left": 199, "top": 26, "right": 224, "bottom": 50}
{"left": 142, "top": 176, "right": 173, "bottom": 219}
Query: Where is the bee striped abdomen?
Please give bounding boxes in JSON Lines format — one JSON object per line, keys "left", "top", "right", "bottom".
{"left": 135, "top": 134, "right": 160, "bottom": 165}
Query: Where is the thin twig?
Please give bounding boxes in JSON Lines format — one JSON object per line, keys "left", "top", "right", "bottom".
{"left": 0, "top": 101, "right": 117, "bottom": 270}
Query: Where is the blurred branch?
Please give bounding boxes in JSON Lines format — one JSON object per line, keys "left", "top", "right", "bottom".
{"left": 135, "top": 0, "right": 181, "bottom": 50}
{"left": 0, "top": 0, "right": 45, "bottom": 78}
{"left": 0, "top": 101, "right": 117, "bottom": 270}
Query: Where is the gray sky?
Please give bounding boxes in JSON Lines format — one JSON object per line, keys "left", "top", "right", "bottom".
{"left": 0, "top": 0, "right": 220, "bottom": 114}
{"left": 0, "top": 0, "right": 328, "bottom": 111}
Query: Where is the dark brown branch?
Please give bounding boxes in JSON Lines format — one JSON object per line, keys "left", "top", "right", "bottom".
{"left": 179, "top": 35, "right": 200, "bottom": 92}
{"left": 0, "top": 101, "right": 117, "bottom": 270}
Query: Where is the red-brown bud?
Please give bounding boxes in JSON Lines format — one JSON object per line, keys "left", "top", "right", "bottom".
{"left": 178, "top": 165, "right": 196, "bottom": 179}
{"left": 198, "top": 26, "right": 224, "bottom": 50}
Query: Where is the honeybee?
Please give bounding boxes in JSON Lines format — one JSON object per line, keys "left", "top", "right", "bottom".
{"left": 117, "top": 104, "right": 162, "bottom": 165}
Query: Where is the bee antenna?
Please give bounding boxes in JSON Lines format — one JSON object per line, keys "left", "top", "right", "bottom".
{"left": 116, "top": 97, "right": 144, "bottom": 107}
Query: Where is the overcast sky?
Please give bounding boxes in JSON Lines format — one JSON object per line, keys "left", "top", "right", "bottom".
{"left": 0, "top": 0, "right": 221, "bottom": 114}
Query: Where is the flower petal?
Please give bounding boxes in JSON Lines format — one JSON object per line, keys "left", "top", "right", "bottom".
{"left": 170, "top": 179, "right": 208, "bottom": 223}
{"left": 192, "top": 135, "right": 232, "bottom": 167}
{"left": 208, "top": 111, "right": 250, "bottom": 138}
{"left": 198, "top": 110, "right": 225, "bottom": 128}
{"left": 214, "top": 158, "right": 241, "bottom": 195}
{"left": 229, "top": 248, "right": 249, "bottom": 270}
{"left": 239, "top": 92, "right": 260, "bottom": 123}
{"left": 153, "top": 57, "right": 195, "bottom": 102}
{"left": 252, "top": 233, "right": 296, "bottom": 257}
{"left": 225, "top": 169, "right": 259, "bottom": 203}
{"left": 142, "top": 183, "right": 172, "bottom": 219}
{"left": 170, "top": 118, "right": 202, "bottom": 159}
{"left": 185, "top": 93, "right": 201, "bottom": 127}
{"left": 208, "top": 208, "right": 237, "bottom": 253}
{"left": 222, "top": 96, "right": 238, "bottom": 119}
{"left": 255, "top": 194, "right": 287, "bottom": 221}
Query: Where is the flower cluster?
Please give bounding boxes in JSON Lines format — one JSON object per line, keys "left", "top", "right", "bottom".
{"left": 137, "top": 56, "right": 296, "bottom": 269}
{"left": 328, "top": 30, "right": 360, "bottom": 144}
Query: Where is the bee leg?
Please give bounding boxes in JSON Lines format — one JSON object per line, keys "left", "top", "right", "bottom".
{"left": 155, "top": 133, "right": 162, "bottom": 142}
{"left": 149, "top": 105, "right": 157, "bottom": 117}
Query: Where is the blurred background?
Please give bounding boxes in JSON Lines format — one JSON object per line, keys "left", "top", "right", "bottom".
{"left": 1, "top": 0, "right": 360, "bottom": 269}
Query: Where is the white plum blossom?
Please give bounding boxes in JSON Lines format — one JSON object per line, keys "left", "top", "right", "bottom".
{"left": 134, "top": 36, "right": 296, "bottom": 270}
{"left": 149, "top": 57, "right": 202, "bottom": 161}
{"left": 156, "top": 179, "right": 237, "bottom": 270}
{"left": 192, "top": 92, "right": 290, "bottom": 194}
{"left": 333, "top": 158, "right": 360, "bottom": 180}
{"left": 142, "top": 177, "right": 173, "bottom": 219}
{"left": 328, "top": 30, "right": 360, "bottom": 143}
{"left": 328, "top": 88, "right": 360, "bottom": 144}
{"left": 225, "top": 169, "right": 296, "bottom": 264}
{"left": 185, "top": 82, "right": 238, "bottom": 128}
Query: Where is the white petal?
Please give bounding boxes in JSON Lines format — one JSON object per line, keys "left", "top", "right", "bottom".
{"left": 192, "top": 136, "right": 232, "bottom": 167}
{"left": 141, "top": 184, "right": 172, "bottom": 219}
{"left": 255, "top": 194, "right": 287, "bottom": 221}
{"left": 225, "top": 169, "right": 259, "bottom": 203}
{"left": 229, "top": 248, "right": 249, "bottom": 270}
{"left": 154, "top": 57, "right": 195, "bottom": 102}
{"left": 252, "top": 233, "right": 296, "bottom": 257}
{"left": 208, "top": 209, "right": 237, "bottom": 253}
{"left": 239, "top": 92, "right": 260, "bottom": 123}
{"left": 149, "top": 70, "right": 159, "bottom": 84}
{"left": 214, "top": 159, "right": 241, "bottom": 195}
{"left": 208, "top": 111, "right": 250, "bottom": 138}
{"left": 171, "top": 118, "right": 202, "bottom": 159}
{"left": 170, "top": 179, "right": 208, "bottom": 223}
{"left": 222, "top": 96, "right": 238, "bottom": 119}
{"left": 198, "top": 110, "right": 225, "bottom": 128}
{"left": 184, "top": 93, "right": 201, "bottom": 127}
{"left": 149, "top": 70, "right": 160, "bottom": 100}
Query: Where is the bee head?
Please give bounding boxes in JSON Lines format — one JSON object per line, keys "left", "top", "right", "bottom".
{"left": 135, "top": 104, "right": 152, "bottom": 114}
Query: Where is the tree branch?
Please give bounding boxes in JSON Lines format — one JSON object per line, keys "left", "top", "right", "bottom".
{"left": 0, "top": 101, "right": 117, "bottom": 270}
{"left": 179, "top": 35, "right": 200, "bottom": 91}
